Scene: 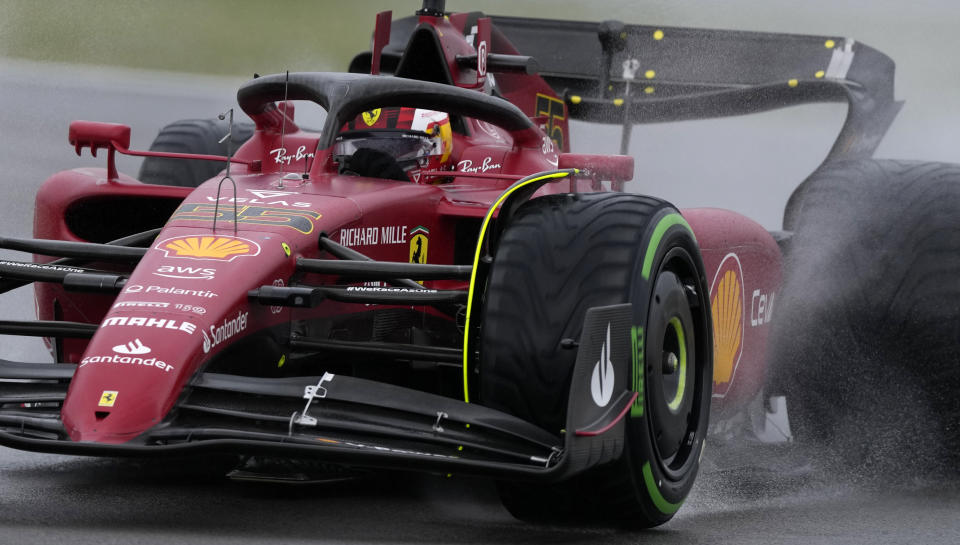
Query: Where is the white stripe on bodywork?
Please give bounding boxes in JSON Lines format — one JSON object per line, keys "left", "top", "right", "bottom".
{"left": 825, "top": 38, "right": 856, "bottom": 79}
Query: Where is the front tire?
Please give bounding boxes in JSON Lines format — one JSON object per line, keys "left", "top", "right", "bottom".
{"left": 138, "top": 118, "right": 255, "bottom": 187}
{"left": 479, "top": 192, "right": 712, "bottom": 525}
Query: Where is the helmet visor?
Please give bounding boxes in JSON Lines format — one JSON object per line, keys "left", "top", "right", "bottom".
{"left": 334, "top": 130, "right": 438, "bottom": 165}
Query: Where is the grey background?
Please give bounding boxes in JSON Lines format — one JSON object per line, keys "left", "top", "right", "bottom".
{"left": 1, "top": 1, "right": 958, "bottom": 543}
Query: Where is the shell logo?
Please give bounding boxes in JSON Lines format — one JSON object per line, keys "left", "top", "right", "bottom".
{"left": 155, "top": 236, "right": 261, "bottom": 262}
{"left": 709, "top": 253, "right": 744, "bottom": 397}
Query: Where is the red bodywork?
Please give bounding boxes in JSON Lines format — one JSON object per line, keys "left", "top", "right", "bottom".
{"left": 31, "top": 9, "right": 780, "bottom": 444}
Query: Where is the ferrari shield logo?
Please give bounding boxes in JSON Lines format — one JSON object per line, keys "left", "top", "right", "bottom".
{"left": 362, "top": 108, "right": 382, "bottom": 126}
{"left": 409, "top": 226, "right": 429, "bottom": 265}
{"left": 98, "top": 390, "right": 118, "bottom": 407}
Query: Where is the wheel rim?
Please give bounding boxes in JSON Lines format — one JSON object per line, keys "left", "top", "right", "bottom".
{"left": 664, "top": 317, "right": 688, "bottom": 412}
{"left": 638, "top": 246, "right": 709, "bottom": 481}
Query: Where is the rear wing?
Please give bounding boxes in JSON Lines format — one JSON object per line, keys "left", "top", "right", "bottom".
{"left": 355, "top": 13, "right": 901, "bottom": 161}
{"left": 489, "top": 16, "right": 901, "bottom": 160}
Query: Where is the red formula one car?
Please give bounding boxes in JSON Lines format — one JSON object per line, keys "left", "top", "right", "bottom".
{"left": 2, "top": 0, "right": 958, "bottom": 527}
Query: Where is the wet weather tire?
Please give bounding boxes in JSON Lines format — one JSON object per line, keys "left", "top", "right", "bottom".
{"left": 480, "top": 192, "right": 712, "bottom": 525}
{"left": 138, "top": 118, "right": 255, "bottom": 187}
{"left": 773, "top": 159, "right": 960, "bottom": 472}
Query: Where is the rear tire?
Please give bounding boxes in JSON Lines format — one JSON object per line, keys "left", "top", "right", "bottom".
{"left": 480, "top": 192, "right": 712, "bottom": 525}
{"left": 138, "top": 118, "right": 254, "bottom": 187}
{"left": 772, "top": 159, "right": 960, "bottom": 473}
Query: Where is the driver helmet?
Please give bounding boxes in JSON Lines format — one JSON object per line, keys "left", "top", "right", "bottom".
{"left": 335, "top": 107, "right": 453, "bottom": 183}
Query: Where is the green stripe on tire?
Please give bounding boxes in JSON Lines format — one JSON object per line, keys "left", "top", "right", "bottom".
{"left": 641, "top": 213, "right": 695, "bottom": 281}
{"left": 642, "top": 461, "right": 683, "bottom": 515}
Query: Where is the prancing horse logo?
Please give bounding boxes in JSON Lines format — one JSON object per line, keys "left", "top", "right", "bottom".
{"left": 409, "top": 226, "right": 429, "bottom": 265}
{"left": 362, "top": 109, "right": 382, "bottom": 126}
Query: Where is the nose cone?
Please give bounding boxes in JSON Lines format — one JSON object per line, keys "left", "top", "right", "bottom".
{"left": 62, "top": 325, "right": 200, "bottom": 443}
{"left": 60, "top": 227, "right": 292, "bottom": 443}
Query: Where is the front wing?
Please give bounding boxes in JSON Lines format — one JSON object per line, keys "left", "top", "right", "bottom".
{"left": 0, "top": 305, "right": 636, "bottom": 482}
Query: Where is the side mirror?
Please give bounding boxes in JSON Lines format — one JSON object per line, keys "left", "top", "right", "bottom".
{"left": 558, "top": 153, "right": 634, "bottom": 182}
{"left": 68, "top": 121, "right": 131, "bottom": 154}
{"left": 68, "top": 121, "right": 131, "bottom": 181}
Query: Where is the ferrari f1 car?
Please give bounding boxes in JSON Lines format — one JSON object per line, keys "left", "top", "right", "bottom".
{"left": 1, "top": 0, "right": 958, "bottom": 526}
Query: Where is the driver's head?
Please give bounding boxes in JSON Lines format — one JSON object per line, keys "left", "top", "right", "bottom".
{"left": 335, "top": 107, "right": 452, "bottom": 182}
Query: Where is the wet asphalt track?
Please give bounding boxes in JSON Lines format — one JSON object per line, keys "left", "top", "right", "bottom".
{"left": 0, "top": 60, "right": 959, "bottom": 544}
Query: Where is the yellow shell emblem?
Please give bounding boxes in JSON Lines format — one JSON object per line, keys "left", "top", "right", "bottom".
{"left": 711, "top": 262, "right": 743, "bottom": 390}
{"left": 164, "top": 236, "right": 251, "bottom": 259}
{"left": 362, "top": 108, "right": 382, "bottom": 126}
